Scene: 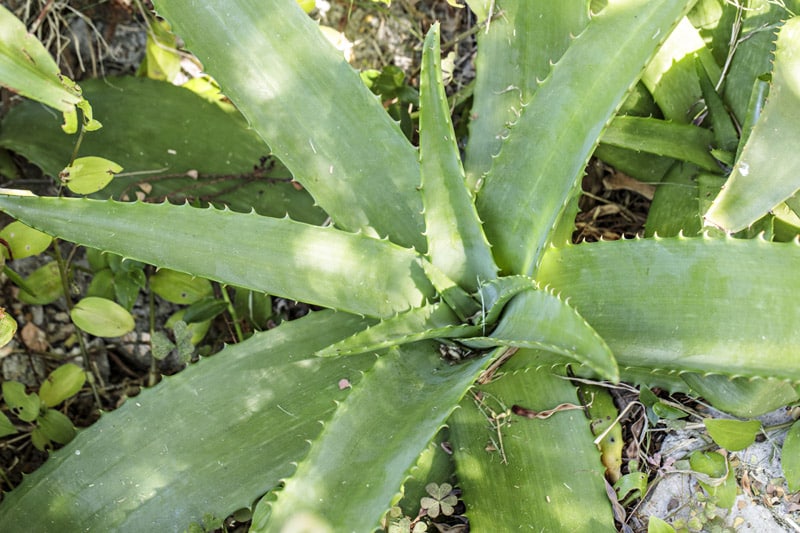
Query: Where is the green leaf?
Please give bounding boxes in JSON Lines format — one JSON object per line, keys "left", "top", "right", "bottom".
{"left": 152, "top": 0, "right": 426, "bottom": 250}
{"left": 16, "top": 261, "right": 62, "bottom": 305}
{"left": 251, "top": 342, "right": 488, "bottom": 531}
{"left": 648, "top": 515, "right": 676, "bottom": 533}
{"left": 0, "top": 220, "right": 52, "bottom": 259}
{"left": 476, "top": 0, "right": 695, "bottom": 275}
{"left": 0, "top": 411, "right": 17, "bottom": 438}
{"left": 419, "top": 23, "right": 496, "bottom": 291}
{"left": 695, "top": 59, "right": 738, "bottom": 153}
{"left": 688, "top": 450, "right": 736, "bottom": 508}
{"left": 70, "top": 297, "right": 136, "bottom": 338}
{"left": 703, "top": 418, "right": 761, "bottom": 451}
{"left": 0, "top": 196, "right": 434, "bottom": 318}
{"left": 464, "top": 288, "right": 619, "bottom": 381}
{"left": 0, "top": 77, "right": 324, "bottom": 223}
{"left": 60, "top": 156, "right": 123, "bottom": 195}
{"left": 316, "top": 302, "right": 474, "bottom": 357}
{"left": 449, "top": 365, "right": 615, "bottom": 532}
{"left": 464, "top": 1, "right": 591, "bottom": 189}
{"left": 0, "top": 307, "right": 17, "bottom": 347}
{"left": 681, "top": 373, "right": 799, "bottom": 418}
{"left": 150, "top": 269, "right": 213, "bottom": 305}
{"left": 0, "top": 5, "right": 82, "bottom": 114}
{"left": 0, "top": 311, "right": 376, "bottom": 530}
{"left": 600, "top": 116, "right": 719, "bottom": 172}
{"left": 2, "top": 381, "right": 41, "bottom": 423}
{"left": 182, "top": 298, "right": 228, "bottom": 324}
{"left": 38, "top": 363, "right": 86, "bottom": 408}
{"left": 783, "top": 420, "right": 800, "bottom": 492}
{"left": 537, "top": 237, "right": 800, "bottom": 385}
{"left": 705, "top": 18, "right": 800, "bottom": 232}
{"left": 37, "top": 409, "right": 76, "bottom": 446}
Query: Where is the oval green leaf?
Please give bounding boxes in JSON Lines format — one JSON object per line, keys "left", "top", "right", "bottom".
{"left": 17, "top": 261, "right": 63, "bottom": 305}
{"left": 782, "top": 420, "right": 800, "bottom": 492}
{"left": 150, "top": 269, "right": 213, "bottom": 304}
{"left": 0, "top": 220, "right": 52, "bottom": 259}
{"left": 70, "top": 296, "right": 135, "bottom": 337}
{"left": 1, "top": 381, "right": 41, "bottom": 422}
{"left": 38, "top": 363, "right": 87, "bottom": 408}
{"left": 37, "top": 409, "right": 76, "bottom": 445}
{"left": 703, "top": 418, "right": 762, "bottom": 451}
{"left": 61, "top": 156, "right": 123, "bottom": 195}
{"left": 0, "top": 307, "right": 17, "bottom": 347}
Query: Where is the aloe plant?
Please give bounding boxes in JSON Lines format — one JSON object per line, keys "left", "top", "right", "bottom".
{"left": 1, "top": 0, "right": 800, "bottom": 531}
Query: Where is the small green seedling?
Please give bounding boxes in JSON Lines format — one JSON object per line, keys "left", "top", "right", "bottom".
{"left": 1, "top": 363, "right": 86, "bottom": 450}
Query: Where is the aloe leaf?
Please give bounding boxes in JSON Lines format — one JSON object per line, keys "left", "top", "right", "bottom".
{"left": 464, "top": 288, "right": 619, "bottom": 381}
{"left": 0, "top": 195, "right": 434, "bottom": 318}
{"left": 464, "top": 1, "right": 591, "bottom": 190}
{"left": 642, "top": 17, "right": 720, "bottom": 123}
{"left": 0, "top": 77, "right": 324, "bottom": 223}
{"left": 537, "top": 236, "right": 800, "bottom": 384}
{"left": 784, "top": 420, "right": 800, "bottom": 492}
{"left": 0, "top": 5, "right": 82, "bottom": 114}
{"left": 152, "top": 0, "right": 425, "bottom": 250}
{"left": 419, "top": 260, "right": 481, "bottom": 322}
{"left": 695, "top": 60, "right": 738, "bottom": 153}
{"left": 705, "top": 17, "right": 800, "bottom": 233}
{"left": 449, "top": 365, "right": 614, "bottom": 532}
{"left": 251, "top": 342, "right": 488, "bottom": 532}
{"left": 477, "top": 0, "right": 694, "bottom": 276}
{"left": 0, "top": 311, "right": 377, "bottom": 531}
{"left": 419, "top": 23, "right": 497, "bottom": 292}
{"left": 645, "top": 162, "right": 703, "bottom": 237}
{"left": 600, "top": 116, "right": 719, "bottom": 172}
{"left": 680, "top": 374, "right": 799, "bottom": 418}
{"left": 316, "top": 302, "right": 479, "bottom": 357}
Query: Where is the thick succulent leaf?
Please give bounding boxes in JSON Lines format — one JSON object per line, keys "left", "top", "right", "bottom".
{"left": 0, "top": 5, "right": 82, "bottom": 113}
{"left": 420, "top": 260, "right": 481, "bottom": 322}
{"left": 449, "top": 365, "right": 614, "bottom": 532}
{"left": 152, "top": 0, "right": 426, "bottom": 250}
{"left": 537, "top": 236, "right": 800, "bottom": 384}
{"left": 0, "top": 77, "right": 324, "bottom": 222}
{"left": 0, "top": 311, "right": 376, "bottom": 531}
{"left": 705, "top": 17, "right": 800, "bottom": 233}
{"left": 0, "top": 195, "right": 434, "bottom": 318}
{"left": 645, "top": 162, "right": 703, "bottom": 237}
{"left": 464, "top": 1, "right": 591, "bottom": 190}
{"left": 476, "top": 0, "right": 694, "bottom": 276}
{"left": 720, "top": 1, "right": 798, "bottom": 125}
{"left": 251, "top": 342, "right": 489, "bottom": 532}
{"left": 681, "top": 374, "right": 799, "bottom": 418}
{"left": 600, "top": 116, "right": 719, "bottom": 172}
{"left": 463, "top": 288, "right": 619, "bottom": 381}
{"left": 315, "top": 302, "right": 479, "bottom": 357}
{"left": 642, "top": 17, "right": 720, "bottom": 123}
{"left": 419, "top": 23, "right": 497, "bottom": 292}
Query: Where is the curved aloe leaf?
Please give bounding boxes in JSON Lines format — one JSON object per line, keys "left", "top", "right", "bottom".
{"left": 600, "top": 116, "right": 719, "bottom": 172}
{"left": 0, "top": 5, "right": 82, "bottom": 114}
{"left": 419, "top": 24, "right": 497, "bottom": 292}
{"left": 464, "top": 288, "right": 619, "bottom": 381}
{"left": 0, "top": 195, "right": 434, "bottom": 318}
{"left": 0, "top": 77, "right": 324, "bottom": 222}
{"left": 477, "top": 0, "right": 694, "bottom": 276}
{"left": 0, "top": 312, "right": 376, "bottom": 531}
{"left": 449, "top": 365, "right": 614, "bottom": 532}
{"left": 152, "top": 0, "right": 425, "bottom": 250}
{"left": 316, "top": 302, "right": 479, "bottom": 357}
{"left": 537, "top": 236, "right": 800, "bottom": 383}
{"left": 251, "top": 342, "right": 489, "bottom": 531}
{"left": 705, "top": 17, "right": 800, "bottom": 233}
{"left": 680, "top": 374, "right": 799, "bottom": 418}
{"left": 464, "top": 1, "right": 591, "bottom": 190}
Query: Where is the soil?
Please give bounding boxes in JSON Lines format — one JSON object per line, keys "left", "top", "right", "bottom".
{"left": 1, "top": 2, "right": 797, "bottom": 532}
